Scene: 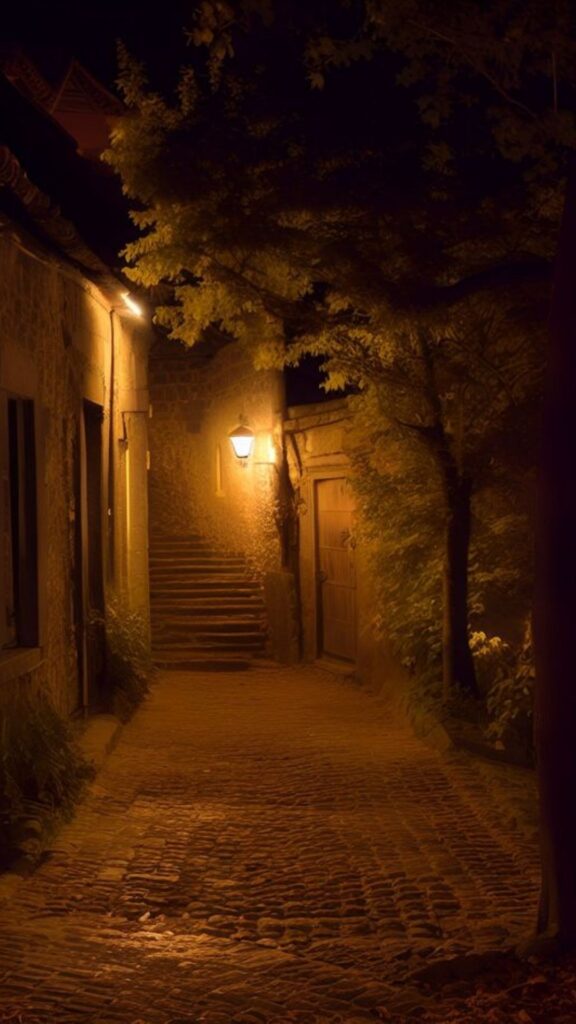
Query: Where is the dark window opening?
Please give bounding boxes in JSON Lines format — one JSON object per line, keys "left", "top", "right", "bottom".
{"left": 83, "top": 399, "right": 104, "bottom": 614}
{"left": 2, "top": 396, "right": 38, "bottom": 649}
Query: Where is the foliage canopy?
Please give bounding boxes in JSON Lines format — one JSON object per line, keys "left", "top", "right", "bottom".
{"left": 107, "top": 0, "right": 548, "bottom": 707}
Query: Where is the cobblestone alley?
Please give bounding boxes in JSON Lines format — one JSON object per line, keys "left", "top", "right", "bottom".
{"left": 0, "top": 665, "right": 540, "bottom": 1023}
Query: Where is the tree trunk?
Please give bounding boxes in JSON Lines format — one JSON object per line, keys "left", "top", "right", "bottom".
{"left": 442, "top": 467, "right": 478, "bottom": 700}
{"left": 533, "top": 163, "right": 576, "bottom": 947}
{"left": 412, "top": 333, "right": 479, "bottom": 702}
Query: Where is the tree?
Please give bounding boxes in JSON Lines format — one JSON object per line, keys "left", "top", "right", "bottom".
{"left": 532, "top": 166, "right": 576, "bottom": 947}
{"left": 107, "top": 2, "right": 546, "bottom": 703}
{"left": 318, "top": 291, "right": 542, "bottom": 702}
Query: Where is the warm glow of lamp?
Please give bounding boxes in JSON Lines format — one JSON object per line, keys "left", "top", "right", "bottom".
{"left": 228, "top": 424, "right": 255, "bottom": 460}
{"left": 121, "top": 292, "right": 143, "bottom": 316}
{"left": 266, "top": 436, "right": 277, "bottom": 463}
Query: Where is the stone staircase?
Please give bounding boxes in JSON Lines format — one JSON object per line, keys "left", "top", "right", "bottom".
{"left": 149, "top": 534, "right": 268, "bottom": 670}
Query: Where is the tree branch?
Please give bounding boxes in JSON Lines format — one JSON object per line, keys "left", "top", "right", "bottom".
{"left": 412, "top": 258, "right": 551, "bottom": 312}
{"left": 407, "top": 18, "right": 539, "bottom": 120}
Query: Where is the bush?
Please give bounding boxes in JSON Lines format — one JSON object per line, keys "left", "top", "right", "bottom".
{"left": 0, "top": 690, "right": 94, "bottom": 866}
{"left": 345, "top": 380, "right": 536, "bottom": 727}
{"left": 470, "top": 621, "right": 535, "bottom": 762}
{"left": 349, "top": 405, "right": 445, "bottom": 682}
{"left": 105, "top": 603, "right": 153, "bottom": 722}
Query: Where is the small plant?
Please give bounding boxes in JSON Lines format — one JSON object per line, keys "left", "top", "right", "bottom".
{"left": 0, "top": 690, "right": 94, "bottom": 866}
{"left": 471, "top": 621, "right": 535, "bottom": 762}
{"left": 105, "top": 603, "right": 153, "bottom": 722}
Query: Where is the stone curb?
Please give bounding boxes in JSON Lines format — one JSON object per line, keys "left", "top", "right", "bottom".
{"left": 408, "top": 703, "right": 454, "bottom": 754}
{"left": 414, "top": 706, "right": 536, "bottom": 771}
{"left": 76, "top": 712, "right": 124, "bottom": 771}
{"left": 405, "top": 696, "right": 535, "bottom": 770}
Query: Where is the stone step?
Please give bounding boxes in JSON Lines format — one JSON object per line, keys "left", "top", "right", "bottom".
{"left": 152, "top": 633, "right": 266, "bottom": 650}
{"left": 150, "top": 598, "right": 264, "bottom": 602}
{"left": 149, "top": 554, "right": 246, "bottom": 565}
{"left": 149, "top": 534, "right": 206, "bottom": 543}
{"left": 152, "top": 616, "right": 265, "bottom": 626}
{"left": 148, "top": 602, "right": 264, "bottom": 618}
{"left": 151, "top": 599, "right": 263, "bottom": 610}
{"left": 150, "top": 541, "right": 236, "bottom": 553}
{"left": 150, "top": 536, "right": 212, "bottom": 542}
{"left": 149, "top": 539, "right": 214, "bottom": 547}
{"left": 150, "top": 550, "right": 217, "bottom": 559}
{"left": 151, "top": 591, "right": 264, "bottom": 601}
{"left": 150, "top": 575, "right": 252, "bottom": 586}
{"left": 149, "top": 532, "right": 268, "bottom": 665}
{"left": 150, "top": 618, "right": 264, "bottom": 634}
{"left": 152, "top": 595, "right": 264, "bottom": 602}
{"left": 153, "top": 652, "right": 252, "bottom": 671}
{"left": 150, "top": 578, "right": 254, "bottom": 589}
{"left": 150, "top": 579, "right": 253, "bottom": 589}
{"left": 150, "top": 581, "right": 262, "bottom": 594}
{"left": 151, "top": 569, "right": 258, "bottom": 579}
{"left": 148, "top": 561, "right": 248, "bottom": 569}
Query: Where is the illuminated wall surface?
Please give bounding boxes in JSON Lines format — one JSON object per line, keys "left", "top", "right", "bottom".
{"left": 148, "top": 337, "right": 285, "bottom": 576}
{"left": 0, "top": 230, "right": 152, "bottom": 715}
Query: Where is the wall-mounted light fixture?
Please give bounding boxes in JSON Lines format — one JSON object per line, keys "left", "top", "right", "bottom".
{"left": 228, "top": 423, "right": 255, "bottom": 463}
{"left": 121, "top": 292, "right": 143, "bottom": 317}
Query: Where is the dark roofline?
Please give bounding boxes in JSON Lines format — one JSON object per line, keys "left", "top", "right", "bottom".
{"left": 0, "top": 144, "right": 106, "bottom": 274}
{"left": 49, "top": 58, "right": 124, "bottom": 116}
{"left": 1, "top": 49, "right": 124, "bottom": 118}
{"left": 0, "top": 144, "right": 131, "bottom": 305}
{"left": 0, "top": 63, "right": 134, "bottom": 268}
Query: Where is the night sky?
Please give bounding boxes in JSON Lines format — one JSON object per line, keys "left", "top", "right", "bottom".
{"left": 2, "top": 1, "right": 191, "bottom": 88}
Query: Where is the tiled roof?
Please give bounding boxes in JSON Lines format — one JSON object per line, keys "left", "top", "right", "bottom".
{"left": 49, "top": 59, "right": 124, "bottom": 117}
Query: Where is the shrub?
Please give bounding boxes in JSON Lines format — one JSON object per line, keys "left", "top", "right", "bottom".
{"left": 471, "top": 621, "right": 535, "bottom": 762}
{"left": 349, "top": 405, "right": 445, "bottom": 683}
{"left": 105, "top": 603, "right": 153, "bottom": 722}
{"left": 0, "top": 690, "right": 93, "bottom": 866}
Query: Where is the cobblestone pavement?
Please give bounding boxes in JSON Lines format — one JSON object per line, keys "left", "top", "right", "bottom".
{"left": 0, "top": 665, "right": 540, "bottom": 1023}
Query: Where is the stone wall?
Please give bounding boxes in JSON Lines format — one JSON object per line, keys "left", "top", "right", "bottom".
{"left": 0, "top": 227, "right": 151, "bottom": 717}
{"left": 149, "top": 337, "right": 285, "bottom": 577}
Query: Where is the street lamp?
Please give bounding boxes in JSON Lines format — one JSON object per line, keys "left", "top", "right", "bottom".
{"left": 228, "top": 423, "right": 255, "bottom": 463}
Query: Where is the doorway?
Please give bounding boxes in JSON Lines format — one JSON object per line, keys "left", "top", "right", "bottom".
{"left": 315, "top": 477, "right": 357, "bottom": 661}
{"left": 79, "top": 400, "right": 106, "bottom": 710}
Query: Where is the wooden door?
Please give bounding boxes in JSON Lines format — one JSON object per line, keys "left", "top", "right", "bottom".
{"left": 315, "top": 478, "right": 357, "bottom": 661}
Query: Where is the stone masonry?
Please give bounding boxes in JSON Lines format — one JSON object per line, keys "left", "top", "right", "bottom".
{"left": 0, "top": 665, "right": 539, "bottom": 1022}
{"left": 149, "top": 337, "right": 285, "bottom": 577}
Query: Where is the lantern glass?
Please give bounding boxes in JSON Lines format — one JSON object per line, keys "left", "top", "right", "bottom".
{"left": 121, "top": 292, "right": 143, "bottom": 316}
{"left": 228, "top": 426, "right": 254, "bottom": 459}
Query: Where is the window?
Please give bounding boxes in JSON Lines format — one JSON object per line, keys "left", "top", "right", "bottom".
{"left": 0, "top": 394, "right": 38, "bottom": 649}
